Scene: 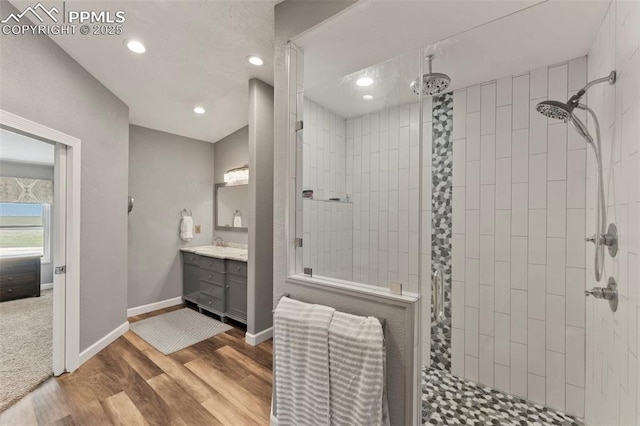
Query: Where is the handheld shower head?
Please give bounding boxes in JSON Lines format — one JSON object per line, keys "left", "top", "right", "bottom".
{"left": 535, "top": 71, "right": 616, "bottom": 283}
{"left": 535, "top": 100, "right": 573, "bottom": 121}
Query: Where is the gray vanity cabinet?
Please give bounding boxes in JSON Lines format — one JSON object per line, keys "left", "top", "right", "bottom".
{"left": 181, "top": 252, "right": 247, "bottom": 324}
{"left": 182, "top": 254, "right": 201, "bottom": 303}
{"left": 226, "top": 260, "right": 247, "bottom": 323}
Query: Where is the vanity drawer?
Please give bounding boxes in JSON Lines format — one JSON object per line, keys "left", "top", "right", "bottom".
{"left": 200, "top": 256, "right": 225, "bottom": 273}
{"left": 182, "top": 252, "right": 200, "bottom": 266}
{"left": 200, "top": 281, "right": 225, "bottom": 299}
{"left": 227, "top": 260, "right": 247, "bottom": 277}
{"left": 199, "top": 293, "right": 224, "bottom": 313}
{"left": 199, "top": 269, "right": 225, "bottom": 285}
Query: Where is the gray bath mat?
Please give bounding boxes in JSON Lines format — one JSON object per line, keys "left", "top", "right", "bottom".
{"left": 130, "top": 308, "right": 232, "bottom": 354}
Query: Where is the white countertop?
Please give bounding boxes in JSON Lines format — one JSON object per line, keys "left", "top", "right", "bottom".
{"left": 180, "top": 245, "right": 248, "bottom": 262}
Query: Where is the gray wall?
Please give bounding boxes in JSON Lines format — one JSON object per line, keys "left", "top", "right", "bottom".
{"left": 274, "top": 2, "right": 421, "bottom": 425}
{"left": 128, "top": 125, "right": 215, "bottom": 309}
{"left": 0, "top": 161, "right": 54, "bottom": 180}
{"left": 214, "top": 126, "right": 249, "bottom": 245}
{"left": 0, "top": 1, "right": 130, "bottom": 352}
{"left": 0, "top": 160, "right": 54, "bottom": 284}
{"left": 248, "top": 79, "right": 274, "bottom": 335}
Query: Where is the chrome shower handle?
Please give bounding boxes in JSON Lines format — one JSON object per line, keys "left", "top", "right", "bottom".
{"left": 432, "top": 268, "right": 444, "bottom": 323}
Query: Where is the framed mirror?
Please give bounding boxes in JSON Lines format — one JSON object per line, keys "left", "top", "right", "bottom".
{"left": 215, "top": 182, "right": 248, "bottom": 232}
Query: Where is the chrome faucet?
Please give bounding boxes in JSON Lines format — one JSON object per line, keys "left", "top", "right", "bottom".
{"left": 214, "top": 237, "right": 225, "bottom": 247}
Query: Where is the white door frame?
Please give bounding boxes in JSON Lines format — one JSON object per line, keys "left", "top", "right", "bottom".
{"left": 0, "top": 109, "right": 81, "bottom": 374}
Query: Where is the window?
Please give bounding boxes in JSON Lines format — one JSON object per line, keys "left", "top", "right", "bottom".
{"left": 0, "top": 202, "right": 51, "bottom": 263}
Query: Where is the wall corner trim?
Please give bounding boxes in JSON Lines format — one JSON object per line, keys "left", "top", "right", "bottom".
{"left": 79, "top": 321, "right": 129, "bottom": 365}
{"left": 126, "top": 296, "right": 183, "bottom": 318}
{"left": 245, "top": 326, "right": 273, "bottom": 346}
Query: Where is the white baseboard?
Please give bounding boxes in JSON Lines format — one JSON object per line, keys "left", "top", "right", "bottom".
{"left": 271, "top": 399, "right": 278, "bottom": 425}
{"left": 40, "top": 282, "right": 53, "bottom": 291}
{"left": 127, "top": 296, "right": 183, "bottom": 318}
{"left": 245, "top": 326, "right": 273, "bottom": 346}
{"left": 79, "top": 321, "right": 129, "bottom": 365}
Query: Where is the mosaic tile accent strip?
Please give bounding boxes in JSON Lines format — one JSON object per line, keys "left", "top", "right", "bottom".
{"left": 422, "top": 368, "right": 584, "bottom": 426}
{"left": 430, "top": 92, "right": 453, "bottom": 371}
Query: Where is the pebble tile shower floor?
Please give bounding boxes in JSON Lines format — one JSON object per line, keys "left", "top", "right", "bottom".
{"left": 422, "top": 368, "right": 584, "bottom": 425}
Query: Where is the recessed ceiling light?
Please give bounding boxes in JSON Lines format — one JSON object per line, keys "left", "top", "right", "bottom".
{"left": 194, "top": 106, "right": 206, "bottom": 114}
{"left": 247, "top": 56, "right": 264, "bottom": 66}
{"left": 125, "top": 39, "right": 146, "bottom": 54}
{"left": 363, "top": 95, "right": 373, "bottom": 101}
{"left": 356, "top": 77, "right": 373, "bottom": 87}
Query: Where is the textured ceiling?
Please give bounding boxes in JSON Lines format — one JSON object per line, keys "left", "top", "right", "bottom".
{"left": 9, "top": 0, "right": 275, "bottom": 143}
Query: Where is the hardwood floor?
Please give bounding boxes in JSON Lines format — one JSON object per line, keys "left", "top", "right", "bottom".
{"left": 0, "top": 305, "right": 273, "bottom": 426}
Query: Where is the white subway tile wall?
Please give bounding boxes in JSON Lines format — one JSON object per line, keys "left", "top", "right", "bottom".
{"left": 585, "top": 1, "right": 640, "bottom": 425}
{"left": 345, "top": 102, "right": 429, "bottom": 292}
{"left": 302, "top": 99, "right": 353, "bottom": 280}
{"left": 451, "top": 59, "right": 589, "bottom": 417}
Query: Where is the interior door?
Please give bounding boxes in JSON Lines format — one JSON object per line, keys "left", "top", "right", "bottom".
{"left": 52, "top": 143, "right": 66, "bottom": 376}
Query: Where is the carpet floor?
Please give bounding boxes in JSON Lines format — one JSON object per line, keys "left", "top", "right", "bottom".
{"left": 0, "top": 290, "right": 52, "bottom": 412}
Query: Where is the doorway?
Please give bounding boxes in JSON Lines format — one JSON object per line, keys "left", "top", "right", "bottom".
{"left": 0, "top": 109, "right": 81, "bottom": 380}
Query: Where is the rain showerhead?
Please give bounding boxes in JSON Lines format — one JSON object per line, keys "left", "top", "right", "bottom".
{"left": 411, "top": 55, "right": 451, "bottom": 96}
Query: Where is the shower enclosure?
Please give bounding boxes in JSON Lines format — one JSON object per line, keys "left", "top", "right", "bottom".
{"left": 286, "top": 8, "right": 618, "bottom": 422}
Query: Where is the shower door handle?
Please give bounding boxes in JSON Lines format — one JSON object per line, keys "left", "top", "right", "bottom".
{"left": 432, "top": 268, "right": 445, "bottom": 323}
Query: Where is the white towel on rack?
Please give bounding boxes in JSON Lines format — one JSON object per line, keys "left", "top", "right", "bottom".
{"left": 274, "top": 296, "right": 335, "bottom": 426}
{"left": 180, "top": 216, "right": 194, "bottom": 241}
{"left": 328, "top": 311, "right": 385, "bottom": 426}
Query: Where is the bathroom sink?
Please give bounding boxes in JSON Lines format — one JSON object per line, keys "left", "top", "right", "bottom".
{"left": 181, "top": 245, "right": 248, "bottom": 261}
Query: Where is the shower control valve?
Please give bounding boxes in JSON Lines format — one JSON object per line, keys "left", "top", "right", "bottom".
{"left": 584, "top": 277, "right": 618, "bottom": 312}
{"left": 584, "top": 287, "right": 612, "bottom": 299}
{"left": 585, "top": 224, "right": 618, "bottom": 257}
{"left": 585, "top": 232, "right": 616, "bottom": 247}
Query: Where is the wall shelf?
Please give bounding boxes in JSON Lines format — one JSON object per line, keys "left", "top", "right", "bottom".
{"left": 302, "top": 198, "right": 352, "bottom": 204}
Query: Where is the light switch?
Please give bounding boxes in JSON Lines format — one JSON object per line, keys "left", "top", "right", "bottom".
{"left": 194, "top": 225, "right": 201, "bottom": 233}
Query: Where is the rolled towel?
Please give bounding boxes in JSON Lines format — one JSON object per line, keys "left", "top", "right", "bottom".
{"left": 180, "top": 216, "right": 194, "bottom": 241}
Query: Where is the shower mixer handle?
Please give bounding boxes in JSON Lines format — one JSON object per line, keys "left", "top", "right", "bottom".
{"left": 585, "top": 233, "right": 616, "bottom": 246}
{"left": 585, "top": 225, "right": 618, "bottom": 251}
{"left": 585, "top": 277, "right": 618, "bottom": 312}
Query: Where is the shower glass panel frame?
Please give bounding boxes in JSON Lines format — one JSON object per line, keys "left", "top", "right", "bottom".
{"left": 288, "top": 42, "right": 430, "bottom": 424}
{"left": 294, "top": 47, "right": 428, "bottom": 295}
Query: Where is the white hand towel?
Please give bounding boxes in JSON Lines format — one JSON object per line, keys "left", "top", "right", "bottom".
{"left": 180, "top": 216, "right": 194, "bottom": 241}
{"left": 274, "top": 296, "right": 335, "bottom": 426}
{"left": 328, "top": 311, "right": 385, "bottom": 426}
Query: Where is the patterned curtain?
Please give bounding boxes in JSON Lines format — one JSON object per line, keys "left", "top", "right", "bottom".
{"left": 0, "top": 177, "right": 53, "bottom": 204}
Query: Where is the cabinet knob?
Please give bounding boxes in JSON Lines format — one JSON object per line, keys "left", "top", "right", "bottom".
{"left": 236, "top": 266, "right": 241, "bottom": 271}
{"left": 7, "top": 277, "right": 13, "bottom": 281}
{"left": 7, "top": 289, "right": 12, "bottom": 293}
{"left": 208, "top": 275, "right": 212, "bottom": 279}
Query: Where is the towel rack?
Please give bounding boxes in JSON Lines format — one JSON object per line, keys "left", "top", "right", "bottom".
{"left": 274, "top": 293, "right": 386, "bottom": 329}
{"left": 179, "top": 208, "right": 192, "bottom": 218}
